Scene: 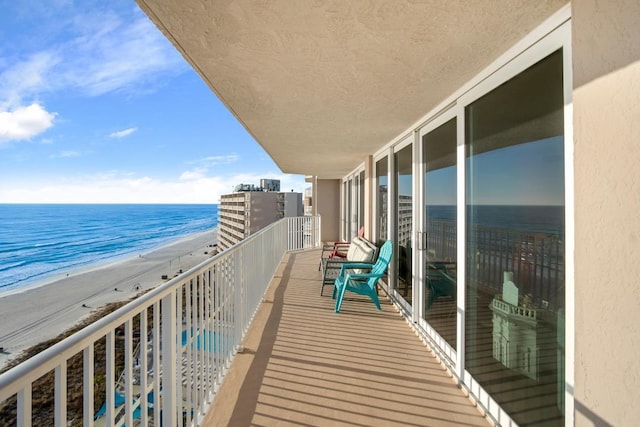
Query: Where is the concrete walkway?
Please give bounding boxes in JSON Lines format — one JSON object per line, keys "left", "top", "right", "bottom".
{"left": 203, "top": 249, "right": 491, "bottom": 427}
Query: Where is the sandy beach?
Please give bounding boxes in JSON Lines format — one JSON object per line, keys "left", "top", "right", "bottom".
{"left": 0, "top": 228, "right": 218, "bottom": 370}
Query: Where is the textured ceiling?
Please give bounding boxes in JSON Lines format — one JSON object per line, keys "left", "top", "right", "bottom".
{"left": 137, "top": 0, "right": 567, "bottom": 178}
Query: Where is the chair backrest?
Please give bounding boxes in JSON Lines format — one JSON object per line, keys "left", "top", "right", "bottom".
{"left": 346, "top": 237, "right": 377, "bottom": 263}
{"left": 370, "top": 240, "right": 393, "bottom": 276}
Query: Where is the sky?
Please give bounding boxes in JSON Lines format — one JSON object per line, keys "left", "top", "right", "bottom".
{"left": 0, "top": 1, "right": 306, "bottom": 204}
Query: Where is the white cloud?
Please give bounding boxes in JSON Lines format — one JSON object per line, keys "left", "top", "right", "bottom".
{"left": 57, "top": 11, "right": 186, "bottom": 96}
{"left": 0, "top": 103, "right": 56, "bottom": 144}
{"left": 49, "top": 150, "right": 81, "bottom": 158}
{"left": 0, "top": 172, "right": 307, "bottom": 204}
{"left": 0, "top": 6, "right": 186, "bottom": 105}
{"left": 0, "top": 53, "right": 58, "bottom": 108}
{"left": 198, "top": 154, "right": 240, "bottom": 167}
{"left": 180, "top": 167, "right": 207, "bottom": 181}
{"left": 109, "top": 127, "right": 137, "bottom": 139}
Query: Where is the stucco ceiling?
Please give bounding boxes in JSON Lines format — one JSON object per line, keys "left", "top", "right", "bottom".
{"left": 136, "top": 0, "right": 567, "bottom": 179}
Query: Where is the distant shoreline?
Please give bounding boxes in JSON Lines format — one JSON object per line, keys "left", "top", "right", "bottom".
{"left": 0, "top": 227, "right": 218, "bottom": 299}
{"left": 0, "top": 227, "right": 218, "bottom": 370}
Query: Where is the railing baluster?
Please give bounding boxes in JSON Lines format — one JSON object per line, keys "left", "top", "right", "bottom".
{"left": 140, "top": 308, "right": 148, "bottom": 427}
{"left": 191, "top": 277, "right": 197, "bottom": 425}
{"left": 199, "top": 274, "right": 205, "bottom": 415}
{"left": 124, "top": 319, "right": 133, "bottom": 427}
{"left": 176, "top": 286, "right": 184, "bottom": 427}
{"left": 17, "top": 384, "right": 32, "bottom": 427}
{"left": 106, "top": 331, "right": 115, "bottom": 427}
{"left": 54, "top": 363, "right": 67, "bottom": 426}
{"left": 153, "top": 301, "right": 160, "bottom": 424}
{"left": 83, "top": 345, "right": 94, "bottom": 427}
{"left": 161, "top": 291, "right": 177, "bottom": 427}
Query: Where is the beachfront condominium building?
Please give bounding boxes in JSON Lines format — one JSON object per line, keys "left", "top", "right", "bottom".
{"left": 133, "top": 2, "right": 640, "bottom": 424}
{"left": 218, "top": 188, "right": 303, "bottom": 251}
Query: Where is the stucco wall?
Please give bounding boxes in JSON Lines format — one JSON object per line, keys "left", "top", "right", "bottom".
{"left": 316, "top": 179, "right": 340, "bottom": 242}
{"left": 573, "top": 2, "right": 640, "bottom": 425}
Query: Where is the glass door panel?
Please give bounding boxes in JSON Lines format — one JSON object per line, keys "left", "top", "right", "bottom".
{"left": 376, "top": 157, "right": 388, "bottom": 245}
{"left": 423, "top": 118, "right": 457, "bottom": 349}
{"left": 395, "top": 144, "right": 413, "bottom": 304}
{"left": 465, "top": 49, "right": 565, "bottom": 426}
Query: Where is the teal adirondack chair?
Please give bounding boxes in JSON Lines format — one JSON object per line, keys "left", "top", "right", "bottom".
{"left": 332, "top": 240, "right": 393, "bottom": 312}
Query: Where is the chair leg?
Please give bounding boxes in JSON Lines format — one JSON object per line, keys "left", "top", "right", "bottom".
{"left": 369, "top": 291, "right": 382, "bottom": 310}
{"left": 335, "top": 285, "right": 347, "bottom": 313}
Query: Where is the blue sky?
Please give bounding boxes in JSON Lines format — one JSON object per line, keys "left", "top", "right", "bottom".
{"left": 0, "top": 1, "right": 306, "bottom": 203}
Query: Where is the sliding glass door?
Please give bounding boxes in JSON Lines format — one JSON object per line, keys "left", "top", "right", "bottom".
{"left": 394, "top": 141, "right": 413, "bottom": 305}
{"left": 465, "top": 48, "right": 565, "bottom": 426}
{"left": 422, "top": 117, "right": 457, "bottom": 350}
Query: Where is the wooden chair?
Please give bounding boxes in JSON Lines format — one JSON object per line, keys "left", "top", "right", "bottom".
{"left": 332, "top": 240, "right": 393, "bottom": 312}
{"left": 318, "top": 226, "right": 364, "bottom": 270}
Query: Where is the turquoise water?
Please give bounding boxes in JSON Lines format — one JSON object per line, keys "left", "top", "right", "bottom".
{"left": 0, "top": 204, "right": 218, "bottom": 292}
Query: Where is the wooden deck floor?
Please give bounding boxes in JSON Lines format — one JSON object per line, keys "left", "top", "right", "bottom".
{"left": 202, "top": 249, "right": 491, "bottom": 427}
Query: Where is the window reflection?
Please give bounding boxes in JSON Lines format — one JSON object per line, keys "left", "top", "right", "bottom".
{"left": 465, "top": 49, "right": 565, "bottom": 426}
{"left": 376, "top": 157, "right": 388, "bottom": 244}
{"left": 395, "top": 145, "right": 412, "bottom": 303}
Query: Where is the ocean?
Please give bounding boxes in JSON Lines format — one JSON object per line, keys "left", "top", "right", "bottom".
{"left": 0, "top": 204, "right": 218, "bottom": 293}
{"left": 428, "top": 205, "right": 565, "bottom": 236}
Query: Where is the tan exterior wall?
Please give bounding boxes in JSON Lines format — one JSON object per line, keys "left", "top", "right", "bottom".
{"left": 246, "top": 192, "right": 279, "bottom": 234}
{"left": 316, "top": 179, "right": 340, "bottom": 242}
{"left": 573, "top": 2, "right": 640, "bottom": 425}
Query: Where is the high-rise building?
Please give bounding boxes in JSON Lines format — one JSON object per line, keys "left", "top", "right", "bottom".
{"left": 218, "top": 185, "right": 303, "bottom": 251}
{"left": 303, "top": 187, "right": 313, "bottom": 216}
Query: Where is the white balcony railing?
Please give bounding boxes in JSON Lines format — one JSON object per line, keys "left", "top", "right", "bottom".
{"left": 0, "top": 216, "right": 320, "bottom": 427}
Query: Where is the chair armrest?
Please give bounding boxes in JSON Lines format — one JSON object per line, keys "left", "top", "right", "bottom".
{"left": 345, "top": 272, "right": 377, "bottom": 280}
{"left": 324, "top": 258, "right": 351, "bottom": 268}
{"left": 337, "top": 263, "right": 374, "bottom": 279}
{"left": 340, "top": 262, "right": 374, "bottom": 270}
{"left": 323, "top": 242, "right": 348, "bottom": 250}
{"left": 322, "top": 242, "right": 350, "bottom": 258}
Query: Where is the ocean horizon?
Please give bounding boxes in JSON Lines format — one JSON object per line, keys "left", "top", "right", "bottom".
{"left": 0, "top": 204, "right": 219, "bottom": 294}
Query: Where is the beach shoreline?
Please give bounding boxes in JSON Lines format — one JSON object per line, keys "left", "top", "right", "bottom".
{"left": 0, "top": 227, "right": 218, "bottom": 370}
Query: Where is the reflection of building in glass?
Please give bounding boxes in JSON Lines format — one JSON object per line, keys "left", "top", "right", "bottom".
{"left": 219, "top": 182, "right": 302, "bottom": 251}
{"left": 378, "top": 184, "right": 388, "bottom": 241}
{"left": 397, "top": 194, "right": 412, "bottom": 246}
{"left": 377, "top": 184, "right": 412, "bottom": 245}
